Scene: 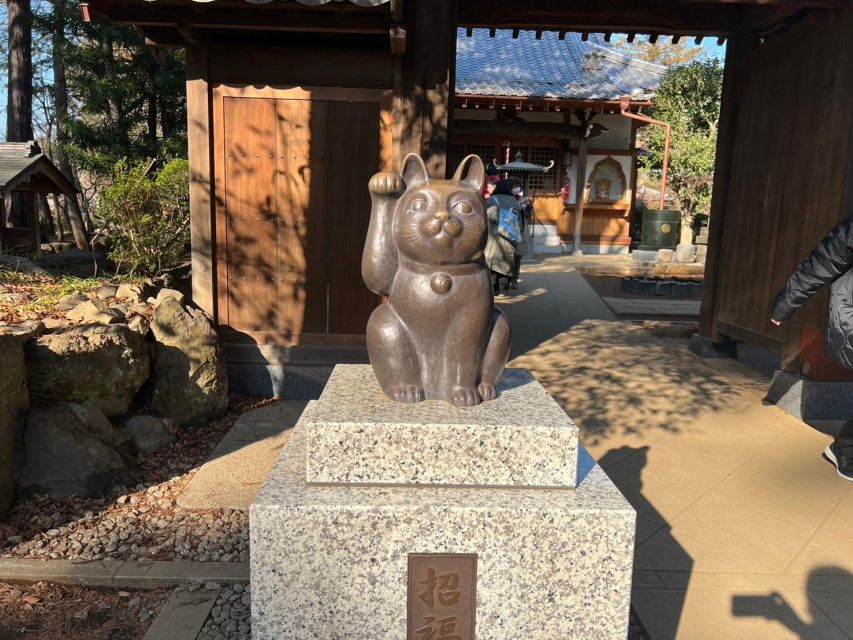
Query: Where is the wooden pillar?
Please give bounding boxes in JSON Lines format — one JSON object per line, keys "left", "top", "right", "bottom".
{"left": 0, "top": 193, "right": 6, "bottom": 250}
{"left": 571, "top": 128, "right": 590, "bottom": 255}
{"left": 186, "top": 45, "right": 216, "bottom": 318}
{"left": 697, "top": 33, "right": 759, "bottom": 340}
{"left": 30, "top": 191, "right": 41, "bottom": 255}
{"left": 396, "top": 0, "right": 457, "bottom": 178}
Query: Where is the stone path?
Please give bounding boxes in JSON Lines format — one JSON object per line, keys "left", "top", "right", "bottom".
{"left": 496, "top": 256, "right": 615, "bottom": 359}
{"left": 179, "top": 401, "right": 307, "bottom": 510}
{"left": 512, "top": 319, "right": 853, "bottom": 640}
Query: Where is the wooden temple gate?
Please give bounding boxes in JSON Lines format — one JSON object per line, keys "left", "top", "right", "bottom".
{"left": 84, "top": 0, "right": 853, "bottom": 384}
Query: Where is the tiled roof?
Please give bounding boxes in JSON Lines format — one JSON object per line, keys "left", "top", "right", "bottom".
{"left": 456, "top": 29, "right": 666, "bottom": 101}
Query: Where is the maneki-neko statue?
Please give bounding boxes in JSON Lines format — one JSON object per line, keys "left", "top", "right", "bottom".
{"left": 361, "top": 154, "right": 511, "bottom": 406}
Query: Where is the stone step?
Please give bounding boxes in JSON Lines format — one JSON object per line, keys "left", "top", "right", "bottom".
{"left": 303, "top": 365, "right": 580, "bottom": 488}
{"left": 534, "top": 244, "right": 566, "bottom": 254}
{"left": 532, "top": 222, "right": 560, "bottom": 238}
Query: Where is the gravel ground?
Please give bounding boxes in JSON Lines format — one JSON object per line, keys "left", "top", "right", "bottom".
{"left": 195, "top": 581, "right": 251, "bottom": 640}
{"left": 0, "top": 396, "right": 270, "bottom": 563}
{"left": 0, "top": 581, "right": 169, "bottom": 639}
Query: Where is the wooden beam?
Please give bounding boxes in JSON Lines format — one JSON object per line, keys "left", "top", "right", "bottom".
{"left": 389, "top": 25, "right": 406, "bottom": 55}
{"left": 648, "top": 33, "right": 659, "bottom": 43}
{"left": 627, "top": 33, "right": 636, "bottom": 42}
{"left": 458, "top": 0, "right": 804, "bottom": 35}
{"left": 581, "top": 31, "right": 589, "bottom": 41}
{"left": 186, "top": 45, "right": 216, "bottom": 319}
{"left": 454, "top": 118, "right": 586, "bottom": 139}
{"left": 397, "top": 0, "right": 456, "bottom": 177}
{"left": 671, "top": 34, "right": 681, "bottom": 43}
{"left": 604, "top": 32, "right": 612, "bottom": 42}
{"left": 465, "top": 26, "right": 473, "bottom": 36}
{"left": 87, "top": 3, "right": 391, "bottom": 35}
{"left": 558, "top": 30, "right": 566, "bottom": 39}
{"left": 512, "top": 28, "right": 520, "bottom": 38}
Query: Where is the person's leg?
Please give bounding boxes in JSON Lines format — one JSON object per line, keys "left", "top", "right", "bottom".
{"left": 825, "top": 419, "right": 853, "bottom": 481}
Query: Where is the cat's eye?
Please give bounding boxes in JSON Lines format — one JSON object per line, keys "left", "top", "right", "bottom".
{"left": 408, "top": 198, "right": 429, "bottom": 213}
{"left": 453, "top": 201, "right": 475, "bottom": 215}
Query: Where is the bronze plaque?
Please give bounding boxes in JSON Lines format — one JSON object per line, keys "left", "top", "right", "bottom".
{"left": 408, "top": 554, "right": 477, "bottom": 640}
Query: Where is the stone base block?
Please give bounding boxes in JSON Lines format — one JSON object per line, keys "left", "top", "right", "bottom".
{"left": 689, "top": 333, "right": 738, "bottom": 359}
{"left": 250, "top": 424, "right": 636, "bottom": 640}
{"left": 305, "top": 366, "right": 579, "bottom": 488}
{"left": 766, "top": 370, "right": 853, "bottom": 422}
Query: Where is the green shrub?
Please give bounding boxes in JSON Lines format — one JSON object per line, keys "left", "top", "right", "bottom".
{"left": 98, "top": 158, "right": 190, "bottom": 275}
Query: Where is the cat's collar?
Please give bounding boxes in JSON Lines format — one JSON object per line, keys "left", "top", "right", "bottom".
{"left": 399, "top": 259, "right": 484, "bottom": 277}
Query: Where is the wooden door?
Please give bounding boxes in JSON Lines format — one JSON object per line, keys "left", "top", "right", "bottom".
{"left": 215, "top": 87, "right": 385, "bottom": 343}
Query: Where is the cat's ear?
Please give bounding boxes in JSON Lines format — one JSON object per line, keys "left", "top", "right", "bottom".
{"left": 400, "top": 153, "right": 430, "bottom": 189}
{"left": 453, "top": 154, "right": 485, "bottom": 194}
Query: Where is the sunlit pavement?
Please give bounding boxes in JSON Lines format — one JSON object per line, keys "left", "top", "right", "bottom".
{"left": 504, "top": 255, "right": 853, "bottom": 640}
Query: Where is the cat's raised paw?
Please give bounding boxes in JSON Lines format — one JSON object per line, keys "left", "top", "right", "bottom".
{"left": 389, "top": 384, "right": 425, "bottom": 403}
{"left": 477, "top": 383, "right": 496, "bottom": 401}
{"left": 369, "top": 171, "right": 405, "bottom": 196}
{"left": 452, "top": 386, "right": 482, "bottom": 407}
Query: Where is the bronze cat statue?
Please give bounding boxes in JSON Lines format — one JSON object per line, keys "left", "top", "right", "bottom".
{"left": 362, "top": 153, "right": 511, "bottom": 406}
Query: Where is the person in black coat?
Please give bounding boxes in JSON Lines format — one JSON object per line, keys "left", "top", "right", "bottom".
{"left": 771, "top": 217, "right": 853, "bottom": 481}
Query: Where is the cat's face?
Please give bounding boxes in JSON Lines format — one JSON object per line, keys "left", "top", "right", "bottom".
{"left": 391, "top": 154, "right": 487, "bottom": 266}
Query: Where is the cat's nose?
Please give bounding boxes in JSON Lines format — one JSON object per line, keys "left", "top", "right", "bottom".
{"left": 434, "top": 211, "right": 450, "bottom": 222}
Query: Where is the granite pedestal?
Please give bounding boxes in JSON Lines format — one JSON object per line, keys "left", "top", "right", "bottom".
{"left": 250, "top": 365, "right": 636, "bottom": 639}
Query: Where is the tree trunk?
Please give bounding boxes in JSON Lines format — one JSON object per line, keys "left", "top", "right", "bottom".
{"left": 51, "top": 193, "right": 66, "bottom": 242}
{"left": 6, "top": 0, "right": 33, "bottom": 142}
{"left": 51, "top": 0, "right": 88, "bottom": 250}
{"left": 39, "top": 194, "right": 54, "bottom": 240}
{"left": 147, "top": 89, "right": 158, "bottom": 154}
{"left": 101, "top": 31, "right": 121, "bottom": 124}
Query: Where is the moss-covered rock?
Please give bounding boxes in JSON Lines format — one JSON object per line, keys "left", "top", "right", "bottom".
{"left": 25, "top": 324, "right": 150, "bottom": 416}
{"left": 17, "top": 403, "right": 139, "bottom": 499}
{"left": 146, "top": 297, "right": 227, "bottom": 427}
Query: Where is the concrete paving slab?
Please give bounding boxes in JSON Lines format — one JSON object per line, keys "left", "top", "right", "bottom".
{"left": 602, "top": 296, "right": 701, "bottom": 318}
{"left": 179, "top": 401, "right": 307, "bottom": 510}
{"left": 506, "top": 314, "right": 853, "bottom": 639}
{"left": 143, "top": 588, "right": 218, "bottom": 640}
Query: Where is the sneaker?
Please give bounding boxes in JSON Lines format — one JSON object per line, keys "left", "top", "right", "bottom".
{"left": 823, "top": 442, "right": 853, "bottom": 482}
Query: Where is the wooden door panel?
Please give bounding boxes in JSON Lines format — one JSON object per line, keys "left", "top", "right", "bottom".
{"left": 217, "top": 89, "right": 385, "bottom": 342}
{"left": 223, "top": 96, "right": 279, "bottom": 332}
{"left": 275, "top": 98, "right": 317, "bottom": 335}
{"left": 326, "top": 100, "right": 382, "bottom": 334}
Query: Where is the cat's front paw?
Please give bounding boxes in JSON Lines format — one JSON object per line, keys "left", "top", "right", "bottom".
{"left": 388, "top": 384, "right": 425, "bottom": 403}
{"left": 477, "top": 382, "right": 497, "bottom": 401}
{"left": 452, "top": 386, "right": 482, "bottom": 407}
{"left": 369, "top": 171, "right": 405, "bottom": 196}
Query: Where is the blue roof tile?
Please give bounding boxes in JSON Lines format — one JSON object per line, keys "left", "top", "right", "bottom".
{"left": 456, "top": 29, "right": 666, "bottom": 101}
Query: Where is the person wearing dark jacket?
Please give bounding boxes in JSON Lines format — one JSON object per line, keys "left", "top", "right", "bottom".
{"left": 771, "top": 217, "right": 853, "bottom": 481}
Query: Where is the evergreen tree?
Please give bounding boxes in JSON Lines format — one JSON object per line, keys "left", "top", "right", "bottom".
{"left": 640, "top": 59, "right": 724, "bottom": 243}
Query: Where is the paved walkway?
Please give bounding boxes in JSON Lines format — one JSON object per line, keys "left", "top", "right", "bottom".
{"left": 179, "top": 401, "right": 307, "bottom": 510}
{"left": 510, "top": 314, "right": 853, "bottom": 640}
{"left": 497, "top": 255, "right": 615, "bottom": 359}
